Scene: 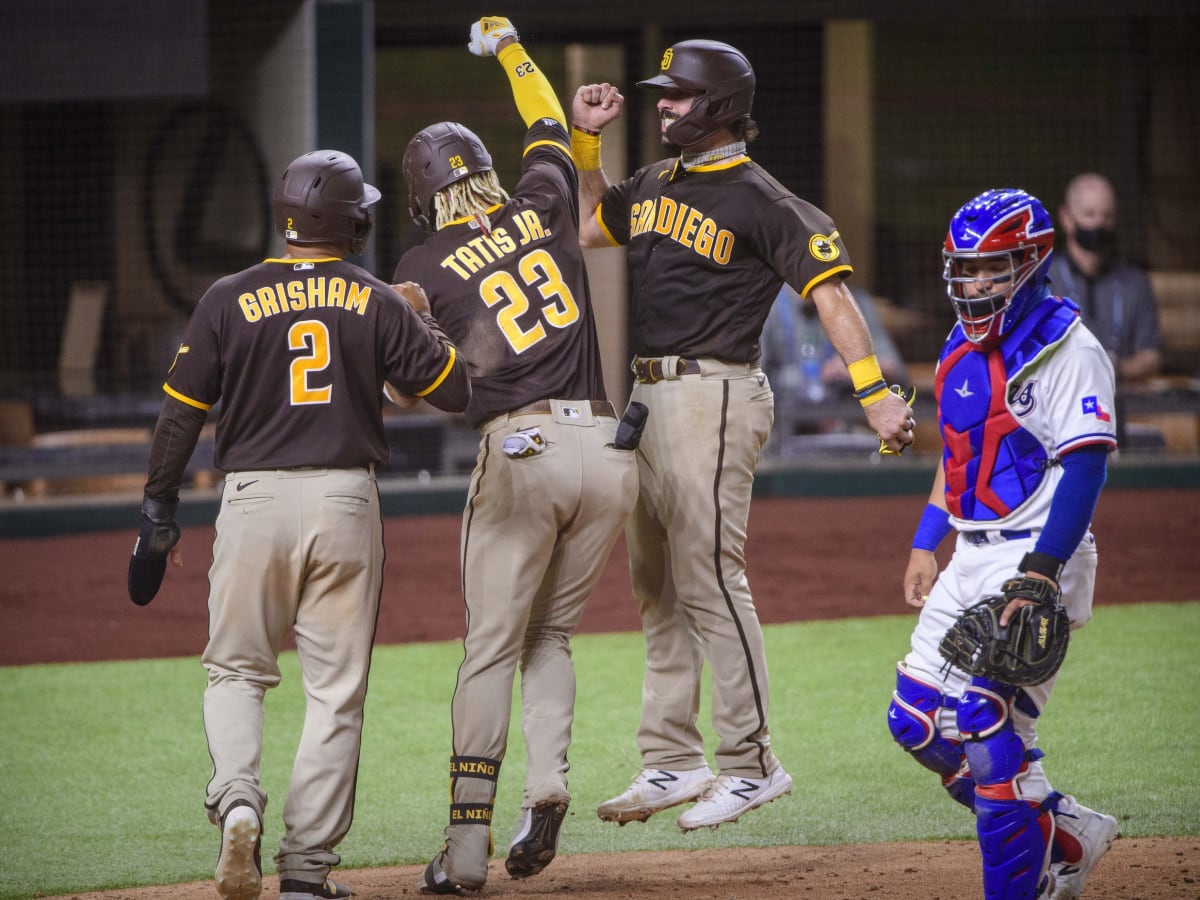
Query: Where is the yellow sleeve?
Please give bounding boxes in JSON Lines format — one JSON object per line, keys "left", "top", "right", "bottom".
{"left": 496, "top": 42, "right": 566, "bottom": 128}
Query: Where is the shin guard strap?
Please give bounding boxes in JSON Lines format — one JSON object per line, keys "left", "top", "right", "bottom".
{"left": 450, "top": 755, "right": 501, "bottom": 782}
{"left": 450, "top": 802, "right": 493, "bottom": 826}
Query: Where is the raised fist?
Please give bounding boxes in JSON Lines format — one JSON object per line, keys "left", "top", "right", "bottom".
{"left": 468, "top": 16, "right": 519, "bottom": 57}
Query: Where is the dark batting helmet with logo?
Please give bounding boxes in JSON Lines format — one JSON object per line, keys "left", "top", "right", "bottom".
{"left": 273, "top": 149, "right": 380, "bottom": 256}
{"left": 402, "top": 122, "right": 493, "bottom": 233}
{"left": 637, "top": 39, "right": 755, "bottom": 147}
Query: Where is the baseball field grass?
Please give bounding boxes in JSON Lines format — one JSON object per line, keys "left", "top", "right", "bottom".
{"left": 2, "top": 602, "right": 1197, "bottom": 898}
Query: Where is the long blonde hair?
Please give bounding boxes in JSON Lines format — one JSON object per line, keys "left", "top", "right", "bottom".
{"left": 434, "top": 171, "right": 509, "bottom": 232}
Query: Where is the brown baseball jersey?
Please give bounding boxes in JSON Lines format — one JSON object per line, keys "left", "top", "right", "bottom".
{"left": 590, "top": 152, "right": 852, "bottom": 787}
{"left": 394, "top": 118, "right": 606, "bottom": 428}
{"left": 163, "top": 257, "right": 463, "bottom": 470}
{"left": 596, "top": 157, "right": 852, "bottom": 360}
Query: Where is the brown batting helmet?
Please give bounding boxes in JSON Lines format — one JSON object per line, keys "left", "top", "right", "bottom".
{"left": 402, "top": 122, "right": 493, "bottom": 233}
{"left": 273, "top": 149, "right": 380, "bottom": 256}
{"left": 637, "top": 39, "right": 755, "bottom": 147}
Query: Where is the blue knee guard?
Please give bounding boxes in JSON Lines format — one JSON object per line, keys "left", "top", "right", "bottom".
{"left": 887, "top": 665, "right": 974, "bottom": 810}
{"left": 958, "top": 677, "right": 1052, "bottom": 900}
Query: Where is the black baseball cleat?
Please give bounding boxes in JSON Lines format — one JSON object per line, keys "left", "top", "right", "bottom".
{"left": 505, "top": 800, "right": 569, "bottom": 878}
{"left": 418, "top": 851, "right": 478, "bottom": 895}
{"left": 278, "top": 877, "right": 352, "bottom": 899}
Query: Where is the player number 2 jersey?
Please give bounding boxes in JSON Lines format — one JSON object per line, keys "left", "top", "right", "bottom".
{"left": 165, "top": 257, "right": 458, "bottom": 470}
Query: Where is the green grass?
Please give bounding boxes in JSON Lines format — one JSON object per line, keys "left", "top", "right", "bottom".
{"left": 2, "top": 603, "right": 1197, "bottom": 897}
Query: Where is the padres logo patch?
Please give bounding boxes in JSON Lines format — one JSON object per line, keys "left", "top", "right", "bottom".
{"left": 660, "top": 48, "right": 674, "bottom": 70}
{"left": 809, "top": 231, "right": 840, "bottom": 262}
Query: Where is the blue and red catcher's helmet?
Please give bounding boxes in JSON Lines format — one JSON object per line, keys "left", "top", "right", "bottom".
{"left": 942, "top": 189, "right": 1055, "bottom": 347}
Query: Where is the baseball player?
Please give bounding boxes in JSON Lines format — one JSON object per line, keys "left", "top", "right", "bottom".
{"left": 394, "top": 18, "right": 638, "bottom": 894}
{"left": 887, "top": 189, "right": 1119, "bottom": 899}
{"left": 571, "top": 40, "right": 915, "bottom": 831}
{"left": 127, "top": 149, "right": 471, "bottom": 900}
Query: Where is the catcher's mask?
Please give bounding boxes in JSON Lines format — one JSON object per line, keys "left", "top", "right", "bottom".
{"left": 273, "top": 150, "right": 379, "bottom": 257}
{"left": 403, "top": 122, "right": 493, "bottom": 233}
{"left": 942, "top": 188, "right": 1055, "bottom": 349}
{"left": 637, "top": 39, "right": 755, "bottom": 147}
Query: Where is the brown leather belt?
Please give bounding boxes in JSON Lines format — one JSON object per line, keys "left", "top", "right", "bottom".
{"left": 507, "top": 399, "right": 616, "bottom": 419}
{"left": 631, "top": 357, "right": 702, "bottom": 384}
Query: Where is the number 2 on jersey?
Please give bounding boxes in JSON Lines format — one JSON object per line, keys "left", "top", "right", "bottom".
{"left": 479, "top": 248, "right": 579, "bottom": 354}
{"left": 289, "top": 320, "right": 332, "bottom": 405}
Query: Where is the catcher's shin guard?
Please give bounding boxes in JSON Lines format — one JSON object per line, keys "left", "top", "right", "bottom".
{"left": 958, "top": 677, "right": 1054, "bottom": 900}
{"left": 887, "top": 664, "right": 975, "bottom": 810}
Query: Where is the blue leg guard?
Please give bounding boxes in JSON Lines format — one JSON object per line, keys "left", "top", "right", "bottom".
{"left": 958, "top": 676, "right": 1053, "bottom": 900}
{"left": 887, "top": 665, "right": 975, "bottom": 810}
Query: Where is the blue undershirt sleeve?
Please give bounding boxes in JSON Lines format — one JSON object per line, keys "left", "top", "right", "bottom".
{"left": 1034, "top": 444, "right": 1109, "bottom": 561}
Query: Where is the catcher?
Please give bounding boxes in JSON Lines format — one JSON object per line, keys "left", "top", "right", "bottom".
{"left": 887, "top": 189, "right": 1119, "bottom": 900}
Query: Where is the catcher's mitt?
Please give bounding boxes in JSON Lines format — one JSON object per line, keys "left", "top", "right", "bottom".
{"left": 938, "top": 577, "right": 1070, "bottom": 686}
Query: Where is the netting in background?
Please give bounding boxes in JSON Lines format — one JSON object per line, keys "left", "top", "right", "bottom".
{"left": 0, "top": 4, "right": 1197, "bottom": 461}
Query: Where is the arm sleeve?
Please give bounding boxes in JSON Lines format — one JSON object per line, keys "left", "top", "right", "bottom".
{"left": 1032, "top": 443, "right": 1108, "bottom": 562}
{"left": 496, "top": 42, "right": 566, "bottom": 128}
{"left": 144, "top": 396, "right": 208, "bottom": 499}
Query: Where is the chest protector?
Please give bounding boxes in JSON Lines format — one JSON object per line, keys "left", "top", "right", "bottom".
{"left": 936, "top": 296, "right": 1080, "bottom": 521}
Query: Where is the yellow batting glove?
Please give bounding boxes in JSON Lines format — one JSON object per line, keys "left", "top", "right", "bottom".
{"left": 468, "top": 16, "right": 519, "bottom": 57}
{"left": 878, "top": 385, "right": 917, "bottom": 456}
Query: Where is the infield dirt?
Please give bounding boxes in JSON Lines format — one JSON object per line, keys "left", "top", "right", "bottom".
{"left": 9, "top": 489, "right": 1197, "bottom": 899}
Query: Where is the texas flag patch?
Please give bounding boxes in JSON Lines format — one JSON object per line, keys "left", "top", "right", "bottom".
{"left": 1081, "top": 395, "right": 1111, "bottom": 422}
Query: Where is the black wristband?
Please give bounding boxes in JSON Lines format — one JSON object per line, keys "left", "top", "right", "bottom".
{"left": 852, "top": 380, "right": 889, "bottom": 401}
{"left": 571, "top": 123, "right": 601, "bottom": 136}
{"left": 1019, "top": 551, "right": 1065, "bottom": 583}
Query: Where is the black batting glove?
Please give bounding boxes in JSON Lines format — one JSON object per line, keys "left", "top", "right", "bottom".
{"left": 127, "top": 493, "right": 181, "bottom": 606}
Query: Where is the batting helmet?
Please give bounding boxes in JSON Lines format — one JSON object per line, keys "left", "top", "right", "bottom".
{"left": 637, "top": 39, "right": 755, "bottom": 147}
{"left": 403, "top": 122, "right": 493, "bottom": 233}
{"left": 273, "top": 150, "right": 380, "bottom": 256}
{"left": 942, "top": 188, "right": 1055, "bottom": 347}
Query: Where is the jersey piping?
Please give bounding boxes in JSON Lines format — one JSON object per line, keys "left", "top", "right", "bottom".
{"left": 162, "top": 383, "right": 212, "bottom": 410}
{"left": 415, "top": 345, "right": 459, "bottom": 396}
{"left": 799, "top": 264, "right": 854, "bottom": 299}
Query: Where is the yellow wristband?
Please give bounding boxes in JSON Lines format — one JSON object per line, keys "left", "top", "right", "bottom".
{"left": 571, "top": 128, "right": 602, "bottom": 171}
{"left": 847, "top": 354, "right": 884, "bottom": 392}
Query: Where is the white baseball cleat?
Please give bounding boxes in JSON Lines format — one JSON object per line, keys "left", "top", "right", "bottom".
{"left": 215, "top": 802, "right": 262, "bottom": 900}
{"left": 676, "top": 766, "right": 793, "bottom": 832}
{"left": 597, "top": 766, "right": 714, "bottom": 824}
{"left": 1049, "top": 799, "right": 1119, "bottom": 900}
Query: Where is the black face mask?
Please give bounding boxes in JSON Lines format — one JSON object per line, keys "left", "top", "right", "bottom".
{"left": 1074, "top": 225, "right": 1116, "bottom": 256}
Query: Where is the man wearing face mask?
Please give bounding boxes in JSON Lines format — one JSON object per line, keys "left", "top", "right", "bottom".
{"left": 1049, "top": 173, "right": 1162, "bottom": 382}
